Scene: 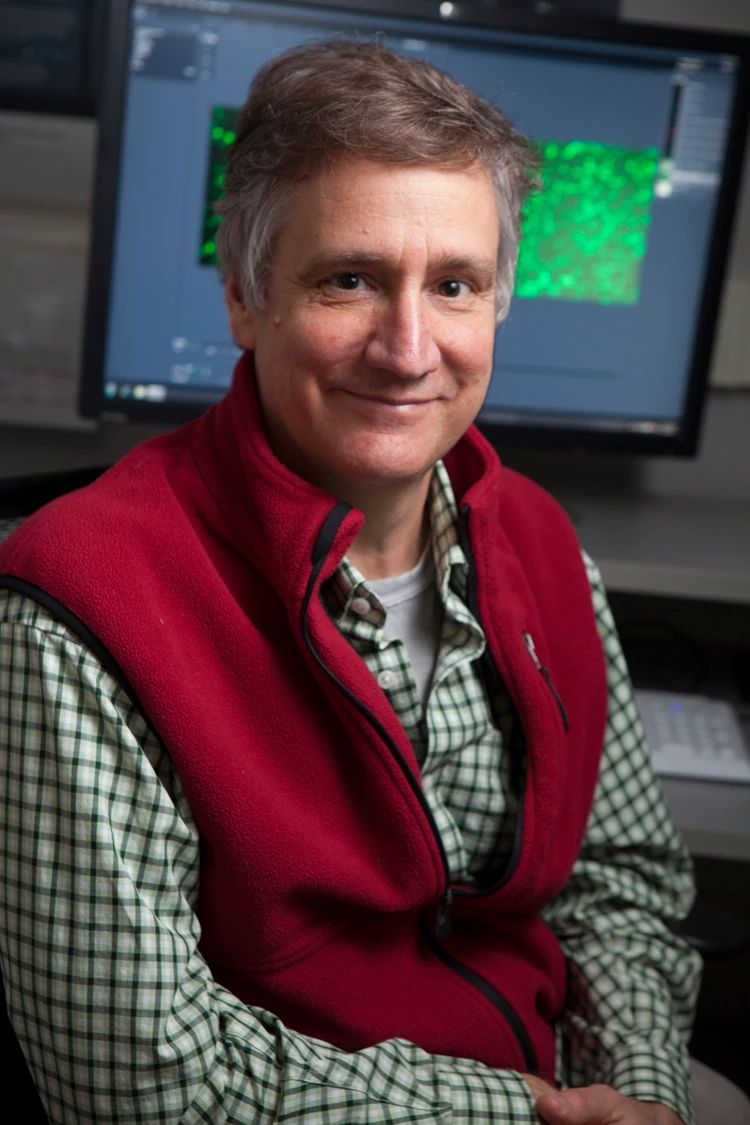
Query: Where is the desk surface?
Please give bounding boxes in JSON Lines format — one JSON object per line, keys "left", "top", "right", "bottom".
{"left": 559, "top": 493, "right": 750, "bottom": 604}
{"left": 662, "top": 775, "right": 750, "bottom": 861}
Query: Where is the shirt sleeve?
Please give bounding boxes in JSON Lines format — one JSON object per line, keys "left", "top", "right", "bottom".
{"left": 542, "top": 554, "right": 702, "bottom": 1125}
{"left": 0, "top": 591, "right": 538, "bottom": 1125}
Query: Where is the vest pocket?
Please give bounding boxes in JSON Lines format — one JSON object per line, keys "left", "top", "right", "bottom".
{"left": 521, "top": 632, "right": 570, "bottom": 732}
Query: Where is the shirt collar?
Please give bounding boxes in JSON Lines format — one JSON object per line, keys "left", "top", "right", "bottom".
{"left": 322, "top": 461, "right": 471, "bottom": 627}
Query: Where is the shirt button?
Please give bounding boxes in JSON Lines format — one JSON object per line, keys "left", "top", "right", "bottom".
{"left": 351, "top": 596, "right": 371, "bottom": 617}
{"left": 378, "top": 669, "right": 396, "bottom": 690}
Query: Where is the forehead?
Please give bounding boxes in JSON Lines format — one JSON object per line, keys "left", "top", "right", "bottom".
{"left": 274, "top": 157, "right": 500, "bottom": 266}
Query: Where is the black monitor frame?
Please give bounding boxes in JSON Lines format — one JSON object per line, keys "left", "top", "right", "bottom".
{"left": 80, "top": 0, "right": 750, "bottom": 456}
{"left": 0, "top": 0, "right": 107, "bottom": 118}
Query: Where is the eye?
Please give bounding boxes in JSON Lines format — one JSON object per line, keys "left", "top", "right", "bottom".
{"left": 329, "top": 272, "right": 366, "bottom": 291}
{"left": 437, "top": 279, "right": 471, "bottom": 299}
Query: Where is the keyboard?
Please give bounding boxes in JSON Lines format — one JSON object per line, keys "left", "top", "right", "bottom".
{"left": 636, "top": 688, "right": 750, "bottom": 783}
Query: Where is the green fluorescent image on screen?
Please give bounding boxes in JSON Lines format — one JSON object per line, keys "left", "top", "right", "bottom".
{"left": 198, "top": 106, "right": 239, "bottom": 266}
{"left": 199, "top": 111, "right": 660, "bottom": 308}
{"left": 516, "top": 139, "right": 660, "bottom": 306}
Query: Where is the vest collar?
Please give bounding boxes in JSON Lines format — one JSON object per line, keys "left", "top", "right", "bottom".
{"left": 188, "top": 352, "right": 503, "bottom": 601}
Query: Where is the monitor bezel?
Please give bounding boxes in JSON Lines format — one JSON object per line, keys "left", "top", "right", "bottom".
{"left": 0, "top": 0, "right": 105, "bottom": 118}
{"left": 79, "top": 0, "right": 750, "bottom": 456}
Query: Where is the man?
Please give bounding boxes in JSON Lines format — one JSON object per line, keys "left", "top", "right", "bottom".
{"left": 0, "top": 39, "right": 747, "bottom": 1125}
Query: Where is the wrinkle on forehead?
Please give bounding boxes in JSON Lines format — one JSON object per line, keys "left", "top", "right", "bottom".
{"left": 279, "top": 156, "right": 500, "bottom": 285}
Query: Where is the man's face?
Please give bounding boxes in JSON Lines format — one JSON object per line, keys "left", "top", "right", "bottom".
{"left": 226, "top": 157, "right": 500, "bottom": 500}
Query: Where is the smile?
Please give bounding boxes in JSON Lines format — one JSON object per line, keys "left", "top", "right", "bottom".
{"left": 343, "top": 391, "right": 437, "bottom": 411}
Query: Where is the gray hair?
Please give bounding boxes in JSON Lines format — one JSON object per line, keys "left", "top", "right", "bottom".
{"left": 216, "top": 39, "right": 537, "bottom": 323}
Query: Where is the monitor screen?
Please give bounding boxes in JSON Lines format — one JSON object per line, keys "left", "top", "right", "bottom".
{"left": 79, "top": 0, "right": 750, "bottom": 455}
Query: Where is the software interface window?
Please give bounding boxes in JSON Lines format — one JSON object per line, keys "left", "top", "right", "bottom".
{"left": 96, "top": 0, "right": 742, "bottom": 437}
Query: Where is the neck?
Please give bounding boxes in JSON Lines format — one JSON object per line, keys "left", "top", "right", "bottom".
{"left": 343, "top": 473, "right": 433, "bottom": 581}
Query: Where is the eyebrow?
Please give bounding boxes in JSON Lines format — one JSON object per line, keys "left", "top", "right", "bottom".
{"left": 297, "top": 251, "right": 498, "bottom": 289}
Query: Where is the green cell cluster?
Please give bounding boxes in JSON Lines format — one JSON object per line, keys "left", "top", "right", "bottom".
{"left": 198, "top": 105, "right": 240, "bottom": 266}
{"left": 198, "top": 111, "right": 660, "bottom": 308}
{"left": 515, "top": 139, "right": 660, "bottom": 306}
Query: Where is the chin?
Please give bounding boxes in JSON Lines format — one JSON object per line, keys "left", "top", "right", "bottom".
{"left": 344, "top": 438, "right": 444, "bottom": 478}
{"left": 344, "top": 458, "right": 437, "bottom": 489}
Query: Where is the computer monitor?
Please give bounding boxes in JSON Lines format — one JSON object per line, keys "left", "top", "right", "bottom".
{"left": 0, "top": 0, "right": 106, "bottom": 117}
{"left": 79, "top": 0, "right": 750, "bottom": 455}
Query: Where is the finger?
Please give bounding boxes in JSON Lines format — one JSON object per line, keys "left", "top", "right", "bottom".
{"left": 536, "top": 1084, "right": 624, "bottom": 1124}
{"left": 521, "top": 1072, "right": 559, "bottom": 1101}
{"left": 535, "top": 1092, "right": 574, "bottom": 1123}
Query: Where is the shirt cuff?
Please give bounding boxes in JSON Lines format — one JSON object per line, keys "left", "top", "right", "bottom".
{"left": 436, "top": 1062, "right": 538, "bottom": 1123}
{"left": 607, "top": 1048, "right": 694, "bottom": 1125}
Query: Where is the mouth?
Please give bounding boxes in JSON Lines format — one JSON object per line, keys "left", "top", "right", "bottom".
{"left": 343, "top": 390, "right": 437, "bottom": 410}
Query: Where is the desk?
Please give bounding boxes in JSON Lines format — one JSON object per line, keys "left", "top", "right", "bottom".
{"left": 662, "top": 777, "right": 750, "bottom": 862}
{"left": 559, "top": 493, "right": 750, "bottom": 604}
{"left": 555, "top": 490, "right": 750, "bottom": 861}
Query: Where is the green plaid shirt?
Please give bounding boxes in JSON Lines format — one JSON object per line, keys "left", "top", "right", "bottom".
{"left": 0, "top": 464, "right": 700, "bottom": 1124}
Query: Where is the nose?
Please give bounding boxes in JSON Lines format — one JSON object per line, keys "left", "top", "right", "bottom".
{"left": 363, "top": 289, "right": 441, "bottom": 380}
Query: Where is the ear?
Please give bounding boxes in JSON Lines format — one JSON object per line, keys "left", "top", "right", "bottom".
{"left": 225, "top": 277, "right": 257, "bottom": 350}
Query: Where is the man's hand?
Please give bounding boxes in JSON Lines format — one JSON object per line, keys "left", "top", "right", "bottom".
{"left": 533, "top": 1084, "right": 684, "bottom": 1125}
{"left": 521, "top": 1073, "right": 559, "bottom": 1101}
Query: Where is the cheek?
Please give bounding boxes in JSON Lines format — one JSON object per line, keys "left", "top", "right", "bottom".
{"left": 448, "top": 329, "right": 495, "bottom": 389}
{"left": 441, "top": 308, "right": 495, "bottom": 358}
{"left": 285, "top": 313, "right": 366, "bottom": 372}
{"left": 307, "top": 299, "right": 380, "bottom": 347}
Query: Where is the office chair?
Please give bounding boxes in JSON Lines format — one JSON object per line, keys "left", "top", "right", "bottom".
{"left": 0, "top": 977, "right": 49, "bottom": 1122}
{"left": 0, "top": 467, "right": 107, "bottom": 1123}
{"left": 0, "top": 465, "right": 109, "bottom": 521}
{"left": 676, "top": 898, "right": 750, "bottom": 961}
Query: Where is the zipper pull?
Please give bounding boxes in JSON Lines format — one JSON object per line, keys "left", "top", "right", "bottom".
{"left": 435, "top": 889, "right": 453, "bottom": 940}
{"left": 522, "top": 631, "right": 542, "bottom": 669}
{"left": 522, "top": 632, "right": 570, "bottom": 732}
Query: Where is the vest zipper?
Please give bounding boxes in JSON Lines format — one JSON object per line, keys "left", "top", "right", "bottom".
{"left": 303, "top": 503, "right": 539, "bottom": 1072}
{"left": 435, "top": 888, "right": 453, "bottom": 939}
{"left": 456, "top": 504, "right": 528, "bottom": 896}
{"left": 302, "top": 501, "right": 453, "bottom": 903}
{"left": 420, "top": 916, "right": 539, "bottom": 1073}
{"left": 522, "top": 632, "right": 570, "bottom": 732}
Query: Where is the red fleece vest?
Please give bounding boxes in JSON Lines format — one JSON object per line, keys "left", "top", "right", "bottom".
{"left": 0, "top": 356, "right": 607, "bottom": 1080}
